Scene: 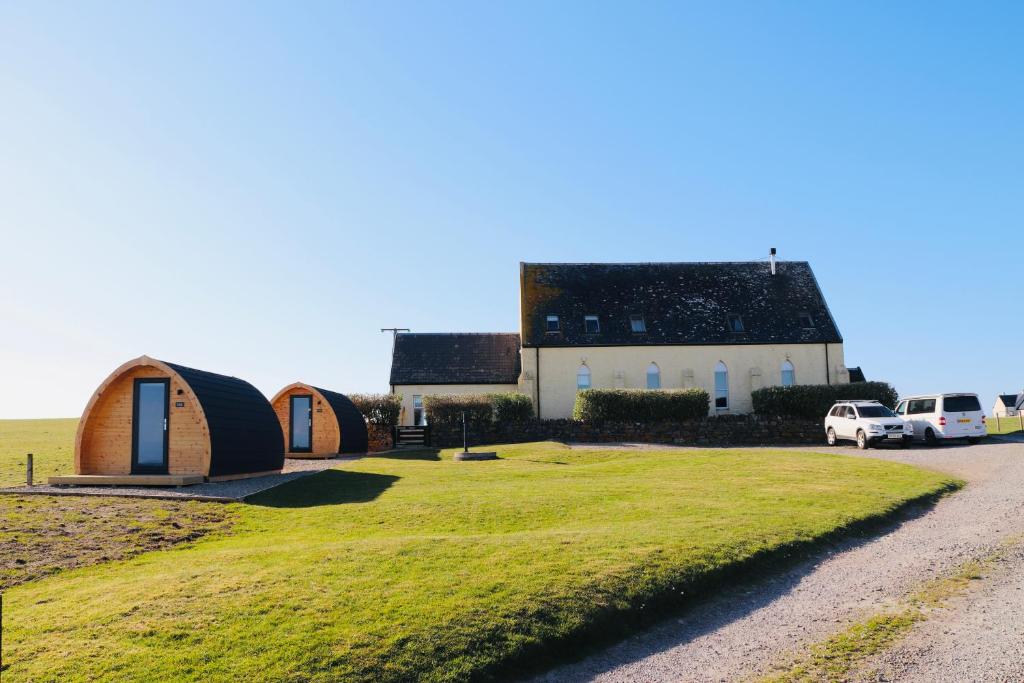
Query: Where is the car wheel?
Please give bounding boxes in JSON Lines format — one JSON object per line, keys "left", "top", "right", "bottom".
{"left": 826, "top": 428, "right": 837, "bottom": 446}
{"left": 925, "top": 428, "right": 938, "bottom": 446}
{"left": 856, "top": 430, "right": 868, "bottom": 450}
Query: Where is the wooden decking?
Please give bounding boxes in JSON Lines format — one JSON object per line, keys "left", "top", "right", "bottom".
{"left": 49, "top": 474, "right": 205, "bottom": 486}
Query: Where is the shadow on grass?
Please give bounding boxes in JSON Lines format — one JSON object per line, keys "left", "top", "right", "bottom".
{"left": 370, "top": 448, "right": 441, "bottom": 461}
{"left": 246, "top": 470, "right": 399, "bottom": 508}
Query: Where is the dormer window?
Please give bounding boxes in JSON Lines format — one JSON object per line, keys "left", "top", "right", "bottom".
{"left": 584, "top": 315, "right": 600, "bottom": 334}
{"left": 799, "top": 312, "right": 815, "bottom": 328}
{"left": 546, "top": 315, "right": 560, "bottom": 333}
{"left": 629, "top": 314, "right": 646, "bottom": 333}
{"left": 727, "top": 314, "right": 745, "bottom": 333}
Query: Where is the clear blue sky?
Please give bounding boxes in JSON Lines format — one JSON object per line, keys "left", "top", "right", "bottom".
{"left": 1, "top": 2, "right": 1020, "bottom": 419}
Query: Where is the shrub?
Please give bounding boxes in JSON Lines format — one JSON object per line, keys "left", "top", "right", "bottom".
{"left": 488, "top": 392, "right": 534, "bottom": 423}
{"left": 572, "top": 388, "right": 710, "bottom": 423}
{"left": 349, "top": 393, "right": 402, "bottom": 428}
{"left": 751, "top": 381, "right": 898, "bottom": 419}
{"left": 422, "top": 395, "right": 494, "bottom": 429}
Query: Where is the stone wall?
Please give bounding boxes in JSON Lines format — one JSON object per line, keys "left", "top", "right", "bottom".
{"left": 427, "top": 415, "right": 826, "bottom": 448}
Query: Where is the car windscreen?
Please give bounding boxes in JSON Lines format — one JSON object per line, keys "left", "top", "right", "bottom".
{"left": 943, "top": 395, "right": 981, "bottom": 412}
{"left": 856, "top": 405, "right": 896, "bottom": 418}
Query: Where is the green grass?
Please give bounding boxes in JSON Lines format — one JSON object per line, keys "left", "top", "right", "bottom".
{"left": 0, "top": 418, "right": 78, "bottom": 487}
{"left": 0, "top": 421, "right": 961, "bottom": 682}
{"left": 986, "top": 416, "right": 1024, "bottom": 435}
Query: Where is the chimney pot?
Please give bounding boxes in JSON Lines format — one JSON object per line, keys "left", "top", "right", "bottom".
{"left": 769, "top": 247, "right": 777, "bottom": 275}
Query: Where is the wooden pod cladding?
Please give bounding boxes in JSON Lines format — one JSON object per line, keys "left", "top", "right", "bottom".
{"left": 72, "top": 356, "right": 284, "bottom": 482}
{"left": 270, "top": 383, "right": 369, "bottom": 458}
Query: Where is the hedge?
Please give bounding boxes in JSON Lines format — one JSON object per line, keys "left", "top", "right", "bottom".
{"left": 489, "top": 392, "right": 535, "bottom": 423}
{"left": 751, "top": 381, "right": 898, "bottom": 419}
{"left": 348, "top": 393, "right": 402, "bottom": 428}
{"left": 422, "top": 393, "right": 535, "bottom": 428}
{"left": 572, "top": 389, "right": 710, "bottom": 423}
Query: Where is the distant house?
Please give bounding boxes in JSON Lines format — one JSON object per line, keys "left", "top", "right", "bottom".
{"left": 389, "top": 258, "right": 854, "bottom": 423}
{"left": 993, "top": 393, "right": 1023, "bottom": 418}
{"left": 390, "top": 333, "right": 521, "bottom": 426}
{"left": 848, "top": 367, "right": 866, "bottom": 383}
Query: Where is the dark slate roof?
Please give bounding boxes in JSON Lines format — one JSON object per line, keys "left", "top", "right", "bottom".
{"left": 519, "top": 261, "right": 843, "bottom": 347}
{"left": 164, "top": 361, "right": 284, "bottom": 477}
{"left": 312, "top": 386, "right": 369, "bottom": 454}
{"left": 848, "top": 367, "right": 866, "bottom": 383}
{"left": 997, "top": 394, "right": 1019, "bottom": 408}
{"left": 390, "top": 333, "right": 522, "bottom": 385}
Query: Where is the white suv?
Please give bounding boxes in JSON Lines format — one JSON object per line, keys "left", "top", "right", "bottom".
{"left": 825, "top": 400, "right": 913, "bottom": 449}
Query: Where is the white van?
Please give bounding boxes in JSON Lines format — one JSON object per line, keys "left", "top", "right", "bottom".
{"left": 895, "top": 393, "right": 987, "bottom": 444}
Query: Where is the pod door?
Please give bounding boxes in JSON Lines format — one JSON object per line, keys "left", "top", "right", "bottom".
{"left": 290, "top": 394, "right": 313, "bottom": 453}
{"left": 132, "top": 378, "right": 169, "bottom": 474}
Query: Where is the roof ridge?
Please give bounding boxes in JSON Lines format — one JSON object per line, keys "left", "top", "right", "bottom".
{"left": 397, "top": 332, "right": 518, "bottom": 336}
{"left": 521, "top": 260, "right": 809, "bottom": 266}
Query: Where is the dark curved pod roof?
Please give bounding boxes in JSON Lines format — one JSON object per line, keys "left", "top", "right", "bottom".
{"left": 164, "top": 361, "right": 284, "bottom": 477}
{"left": 311, "top": 386, "right": 369, "bottom": 454}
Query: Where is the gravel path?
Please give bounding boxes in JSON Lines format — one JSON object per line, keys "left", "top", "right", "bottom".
{"left": 0, "top": 456, "right": 356, "bottom": 502}
{"left": 531, "top": 438, "right": 1024, "bottom": 682}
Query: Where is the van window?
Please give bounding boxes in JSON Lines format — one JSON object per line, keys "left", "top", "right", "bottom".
{"left": 943, "top": 395, "right": 981, "bottom": 412}
{"left": 908, "top": 399, "right": 936, "bottom": 415}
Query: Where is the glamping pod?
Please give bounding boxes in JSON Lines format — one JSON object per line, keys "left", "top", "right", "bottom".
{"left": 57, "top": 356, "right": 284, "bottom": 485}
{"left": 270, "top": 383, "right": 369, "bottom": 458}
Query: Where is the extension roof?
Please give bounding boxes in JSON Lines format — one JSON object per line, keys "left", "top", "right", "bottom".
{"left": 997, "top": 394, "right": 1021, "bottom": 408}
{"left": 519, "top": 261, "right": 843, "bottom": 347}
{"left": 390, "top": 333, "right": 522, "bottom": 385}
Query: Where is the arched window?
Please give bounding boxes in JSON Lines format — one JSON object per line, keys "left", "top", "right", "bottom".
{"left": 714, "top": 361, "right": 729, "bottom": 410}
{"left": 577, "top": 364, "right": 591, "bottom": 391}
{"left": 646, "top": 362, "right": 661, "bottom": 389}
{"left": 781, "top": 360, "right": 795, "bottom": 387}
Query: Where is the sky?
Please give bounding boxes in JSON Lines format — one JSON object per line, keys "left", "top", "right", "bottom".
{"left": 1, "top": 1, "right": 1021, "bottom": 419}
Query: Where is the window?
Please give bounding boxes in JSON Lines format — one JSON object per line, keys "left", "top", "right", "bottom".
{"left": 942, "top": 395, "right": 982, "bottom": 413}
{"left": 546, "top": 315, "right": 560, "bottom": 333}
{"left": 576, "top": 364, "right": 591, "bottom": 390}
{"left": 781, "top": 360, "right": 795, "bottom": 387}
{"left": 799, "top": 312, "right": 815, "bottom": 328}
{"left": 714, "top": 361, "right": 729, "bottom": 410}
{"left": 630, "top": 314, "right": 646, "bottom": 333}
{"left": 584, "top": 315, "right": 600, "bottom": 334}
{"left": 828, "top": 405, "right": 841, "bottom": 417}
{"left": 907, "top": 398, "right": 937, "bottom": 415}
{"left": 896, "top": 401, "right": 907, "bottom": 415}
{"left": 412, "top": 395, "right": 425, "bottom": 426}
{"left": 856, "top": 404, "right": 897, "bottom": 418}
{"left": 646, "top": 362, "right": 661, "bottom": 389}
{"left": 727, "top": 314, "right": 745, "bottom": 333}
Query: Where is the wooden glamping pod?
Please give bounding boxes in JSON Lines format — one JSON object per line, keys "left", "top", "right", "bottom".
{"left": 54, "top": 356, "right": 285, "bottom": 486}
{"left": 270, "top": 383, "right": 369, "bottom": 458}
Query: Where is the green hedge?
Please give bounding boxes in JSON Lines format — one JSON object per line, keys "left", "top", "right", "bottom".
{"left": 751, "top": 381, "right": 898, "bottom": 419}
{"left": 572, "top": 389, "right": 710, "bottom": 423}
{"left": 348, "top": 393, "right": 402, "bottom": 428}
{"left": 489, "top": 392, "right": 535, "bottom": 423}
{"left": 422, "top": 393, "right": 535, "bottom": 428}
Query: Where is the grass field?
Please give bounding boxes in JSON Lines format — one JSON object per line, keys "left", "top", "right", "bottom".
{"left": 0, "top": 418, "right": 78, "bottom": 486}
{"left": 0, "top": 420, "right": 960, "bottom": 682}
{"left": 986, "top": 416, "right": 1024, "bottom": 435}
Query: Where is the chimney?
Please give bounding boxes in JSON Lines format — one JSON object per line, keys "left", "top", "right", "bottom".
{"left": 769, "top": 247, "right": 777, "bottom": 276}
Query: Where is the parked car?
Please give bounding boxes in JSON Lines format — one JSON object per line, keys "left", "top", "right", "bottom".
{"left": 895, "top": 393, "right": 987, "bottom": 444}
{"left": 825, "top": 400, "right": 912, "bottom": 449}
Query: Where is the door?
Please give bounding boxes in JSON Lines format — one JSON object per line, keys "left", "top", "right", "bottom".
{"left": 290, "top": 395, "right": 313, "bottom": 452}
{"left": 132, "top": 378, "right": 169, "bottom": 474}
{"left": 839, "top": 406, "right": 858, "bottom": 438}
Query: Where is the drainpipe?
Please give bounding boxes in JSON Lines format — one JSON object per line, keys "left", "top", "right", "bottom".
{"left": 824, "top": 344, "right": 831, "bottom": 385}
{"left": 535, "top": 347, "right": 542, "bottom": 420}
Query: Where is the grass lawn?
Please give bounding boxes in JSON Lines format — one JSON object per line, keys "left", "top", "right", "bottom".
{"left": 1, "top": 421, "right": 960, "bottom": 682}
{"left": 986, "top": 416, "right": 1024, "bottom": 435}
{"left": 0, "top": 418, "right": 78, "bottom": 487}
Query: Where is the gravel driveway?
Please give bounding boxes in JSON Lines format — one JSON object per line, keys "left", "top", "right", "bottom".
{"left": 530, "top": 438, "right": 1024, "bottom": 682}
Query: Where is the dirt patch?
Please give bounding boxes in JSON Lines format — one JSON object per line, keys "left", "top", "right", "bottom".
{"left": 0, "top": 495, "right": 235, "bottom": 590}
